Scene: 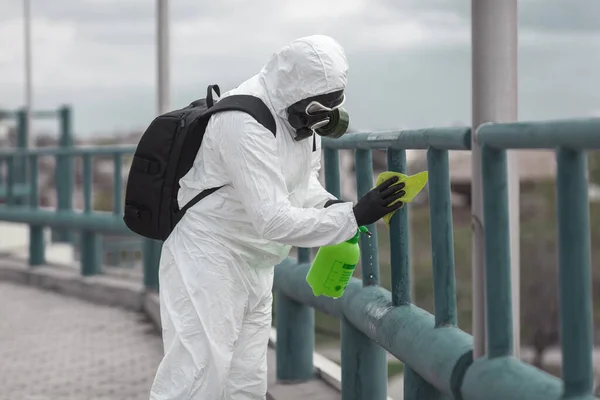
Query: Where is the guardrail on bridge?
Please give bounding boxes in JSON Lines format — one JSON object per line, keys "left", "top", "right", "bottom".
{"left": 0, "top": 117, "right": 599, "bottom": 399}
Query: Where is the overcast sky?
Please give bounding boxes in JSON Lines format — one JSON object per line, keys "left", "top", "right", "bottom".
{"left": 1, "top": 0, "right": 599, "bottom": 137}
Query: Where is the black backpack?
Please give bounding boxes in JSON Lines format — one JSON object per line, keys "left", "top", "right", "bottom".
{"left": 123, "top": 84, "right": 276, "bottom": 241}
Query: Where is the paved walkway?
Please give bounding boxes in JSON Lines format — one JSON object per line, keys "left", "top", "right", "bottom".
{"left": 0, "top": 282, "right": 163, "bottom": 400}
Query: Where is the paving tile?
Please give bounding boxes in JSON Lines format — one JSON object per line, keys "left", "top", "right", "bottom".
{"left": 0, "top": 280, "right": 338, "bottom": 399}
{"left": 0, "top": 282, "right": 163, "bottom": 400}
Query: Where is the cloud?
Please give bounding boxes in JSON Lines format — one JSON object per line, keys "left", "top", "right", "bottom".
{"left": 381, "top": 0, "right": 600, "bottom": 34}
{"left": 0, "top": 0, "right": 471, "bottom": 90}
{"left": 0, "top": 17, "right": 77, "bottom": 84}
{"left": 0, "top": 0, "right": 598, "bottom": 137}
{"left": 520, "top": 0, "right": 600, "bottom": 33}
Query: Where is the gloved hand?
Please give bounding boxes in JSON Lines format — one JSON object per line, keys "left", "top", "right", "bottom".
{"left": 353, "top": 177, "right": 405, "bottom": 226}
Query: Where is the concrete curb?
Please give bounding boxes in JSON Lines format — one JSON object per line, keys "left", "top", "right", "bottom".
{"left": 0, "top": 258, "right": 147, "bottom": 311}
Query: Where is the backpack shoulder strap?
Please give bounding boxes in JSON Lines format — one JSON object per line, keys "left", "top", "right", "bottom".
{"left": 178, "top": 185, "right": 223, "bottom": 216}
{"left": 177, "top": 95, "right": 276, "bottom": 217}
{"left": 203, "top": 95, "right": 277, "bottom": 137}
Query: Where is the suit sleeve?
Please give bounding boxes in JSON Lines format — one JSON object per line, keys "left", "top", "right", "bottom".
{"left": 217, "top": 112, "right": 358, "bottom": 247}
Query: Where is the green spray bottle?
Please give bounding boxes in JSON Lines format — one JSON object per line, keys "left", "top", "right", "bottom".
{"left": 306, "top": 226, "right": 371, "bottom": 299}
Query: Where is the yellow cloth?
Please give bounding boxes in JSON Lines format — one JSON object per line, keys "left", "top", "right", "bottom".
{"left": 375, "top": 171, "right": 429, "bottom": 226}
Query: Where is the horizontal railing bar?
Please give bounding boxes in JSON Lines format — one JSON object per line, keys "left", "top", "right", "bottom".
{"left": 461, "top": 357, "right": 562, "bottom": 400}
{"left": 0, "top": 184, "right": 30, "bottom": 197}
{"left": 322, "top": 127, "right": 471, "bottom": 150}
{"left": 0, "top": 205, "right": 122, "bottom": 216}
{"left": 0, "top": 145, "right": 136, "bottom": 157}
{"left": 31, "top": 110, "right": 59, "bottom": 119}
{"left": 274, "top": 258, "right": 566, "bottom": 399}
{"left": 0, "top": 110, "right": 63, "bottom": 119}
{"left": 274, "top": 258, "right": 345, "bottom": 318}
{"left": 0, "top": 110, "right": 15, "bottom": 119}
{"left": 103, "top": 241, "right": 143, "bottom": 249}
{"left": 0, "top": 206, "right": 132, "bottom": 235}
{"left": 477, "top": 118, "right": 600, "bottom": 149}
{"left": 3, "top": 128, "right": 470, "bottom": 155}
{"left": 274, "top": 258, "right": 473, "bottom": 398}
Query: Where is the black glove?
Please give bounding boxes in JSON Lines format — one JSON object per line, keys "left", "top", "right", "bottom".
{"left": 353, "top": 177, "right": 405, "bottom": 226}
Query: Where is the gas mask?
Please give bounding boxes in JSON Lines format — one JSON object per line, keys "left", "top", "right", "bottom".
{"left": 287, "top": 90, "right": 350, "bottom": 141}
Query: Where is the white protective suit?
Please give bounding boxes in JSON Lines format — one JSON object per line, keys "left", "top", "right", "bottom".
{"left": 150, "top": 35, "right": 358, "bottom": 400}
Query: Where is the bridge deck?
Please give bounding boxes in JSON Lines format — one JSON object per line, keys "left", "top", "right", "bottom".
{"left": 0, "top": 281, "right": 162, "bottom": 400}
{"left": 0, "top": 221, "right": 347, "bottom": 399}
{"left": 0, "top": 259, "right": 342, "bottom": 400}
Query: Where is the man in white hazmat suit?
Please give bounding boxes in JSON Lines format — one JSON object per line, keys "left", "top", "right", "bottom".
{"left": 149, "top": 35, "right": 405, "bottom": 399}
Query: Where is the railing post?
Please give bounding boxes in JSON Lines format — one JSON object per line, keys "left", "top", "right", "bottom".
{"left": 481, "top": 145, "right": 513, "bottom": 358}
{"left": 275, "top": 169, "right": 314, "bottom": 381}
{"left": 323, "top": 147, "right": 341, "bottom": 261}
{"left": 290, "top": 132, "right": 316, "bottom": 357}
{"left": 28, "top": 154, "right": 45, "bottom": 266}
{"left": 324, "top": 145, "right": 352, "bottom": 384}
{"left": 80, "top": 154, "right": 101, "bottom": 276}
{"left": 53, "top": 105, "right": 74, "bottom": 243}
{"left": 143, "top": 239, "right": 161, "bottom": 291}
{"left": 275, "top": 248, "right": 315, "bottom": 382}
{"left": 471, "top": 0, "right": 520, "bottom": 359}
{"left": 427, "top": 148, "right": 458, "bottom": 328}
{"left": 387, "top": 149, "right": 411, "bottom": 306}
{"left": 340, "top": 149, "right": 387, "bottom": 400}
{"left": 15, "top": 109, "right": 28, "bottom": 205}
{"left": 275, "top": 291, "right": 314, "bottom": 381}
{"left": 0, "top": 157, "right": 4, "bottom": 188}
{"left": 324, "top": 148, "right": 341, "bottom": 199}
{"left": 6, "top": 156, "right": 15, "bottom": 206}
{"left": 556, "top": 148, "right": 594, "bottom": 398}
{"left": 113, "top": 153, "right": 123, "bottom": 216}
{"left": 355, "top": 149, "right": 380, "bottom": 287}
{"left": 426, "top": 147, "right": 465, "bottom": 398}
{"left": 275, "top": 291, "right": 315, "bottom": 382}
{"left": 387, "top": 148, "right": 445, "bottom": 399}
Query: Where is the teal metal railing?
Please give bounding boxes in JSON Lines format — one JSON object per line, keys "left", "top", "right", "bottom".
{"left": 0, "top": 106, "right": 73, "bottom": 209}
{"left": 274, "top": 127, "right": 473, "bottom": 400}
{"left": 466, "top": 118, "right": 600, "bottom": 399}
{"left": 0, "top": 109, "right": 598, "bottom": 399}
{"left": 70, "top": 235, "right": 143, "bottom": 267}
{"left": 273, "top": 120, "right": 600, "bottom": 400}
{"left": 0, "top": 106, "right": 146, "bottom": 267}
{"left": 0, "top": 144, "right": 161, "bottom": 289}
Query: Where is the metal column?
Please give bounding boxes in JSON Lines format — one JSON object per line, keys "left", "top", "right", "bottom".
{"left": 157, "top": 0, "right": 170, "bottom": 115}
{"left": 23, "top": 0, "right": 33, "bottom": 149}
{"left": 142, "top": 0, "right": 171, "bottom": 291}
{"left": 471, "top": 0, "right": 520, "bottom": 358}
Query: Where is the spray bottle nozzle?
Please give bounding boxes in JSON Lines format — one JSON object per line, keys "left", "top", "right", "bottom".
{"left": 358, "top": 226, "right": 372, "bottom": 237}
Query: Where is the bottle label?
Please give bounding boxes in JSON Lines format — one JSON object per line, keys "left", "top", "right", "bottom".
{"left": 323, "top": 261, "right": 357, "bottom": 293}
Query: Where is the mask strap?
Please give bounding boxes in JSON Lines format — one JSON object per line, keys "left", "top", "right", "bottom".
{"left": 304, "top": 94, "right": 346, "bottom": 115}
